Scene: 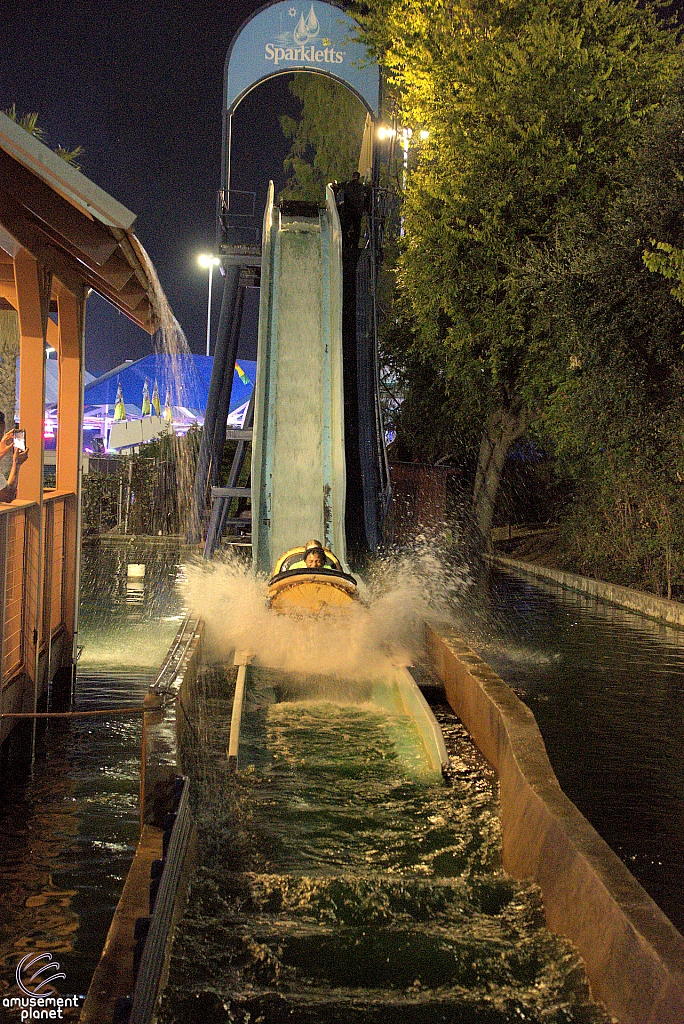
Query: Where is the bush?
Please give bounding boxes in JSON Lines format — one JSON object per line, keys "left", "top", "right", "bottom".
{"left": 81, "top": 428, "right": 202, "bottom": 537}
{"left": 556, "top": 462, "right": 684, "bottom": 599}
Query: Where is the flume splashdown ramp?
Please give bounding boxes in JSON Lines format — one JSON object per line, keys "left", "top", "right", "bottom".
{"left": 251, "top": 183, "right": 347, "bottom": 574}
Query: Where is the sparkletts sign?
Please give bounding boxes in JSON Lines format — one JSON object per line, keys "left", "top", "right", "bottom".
{"left": 224, "top": 1, "right": 380, "bottom": 117}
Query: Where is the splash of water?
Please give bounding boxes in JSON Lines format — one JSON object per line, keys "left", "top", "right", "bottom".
{"left": 183, "top": 533, "right": 472, "bottom": 679}
{"left": 131, "top": 237, "right": 204, "bottom": 533}
{"left": 131, "top": 236, "right": 193, "bottom": 386}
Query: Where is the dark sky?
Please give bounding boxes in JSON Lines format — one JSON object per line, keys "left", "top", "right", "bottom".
{"left": 0, "top": 0, "right": 298, "bottom": 374}
{"left": 5, "top": 1, "right": 681, "bottom": 377}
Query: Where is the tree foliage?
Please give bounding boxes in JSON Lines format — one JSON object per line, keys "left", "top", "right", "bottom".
{"left": 358, "top": 0, "right": 684, "bottom": 542}
{"left": 280, "top": 75, "right": 367, "bottom": 201}
{"left": 644, "top": 241, "right": 684, "bottom": 304}
{"left": 3, "top": 104, "right": 84, "bottom": 168}
{"left": 532, "top": 85, "right": 684, "bottom": 594}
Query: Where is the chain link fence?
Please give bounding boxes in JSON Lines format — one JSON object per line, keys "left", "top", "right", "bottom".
{"left": 81, "top": 430, "right": 201, "bottom": 538}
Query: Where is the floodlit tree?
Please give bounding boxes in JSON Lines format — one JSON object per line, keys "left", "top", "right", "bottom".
{"left": 531, "top": 85, "right": 684, "bottom": 595}
{"left": 280, "top": 75, "right": 367, "bottom": 201}
{"left": 359, "top": 0, "right": 683, "bottom": 545}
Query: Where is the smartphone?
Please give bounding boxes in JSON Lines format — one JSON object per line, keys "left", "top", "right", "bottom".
{"left": 13, "top": 429, "right": 26, "bottom": 451}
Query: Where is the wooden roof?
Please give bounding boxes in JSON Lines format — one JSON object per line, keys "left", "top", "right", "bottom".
{"left": 0, "top": 112, "right": 161, "bottom": 332}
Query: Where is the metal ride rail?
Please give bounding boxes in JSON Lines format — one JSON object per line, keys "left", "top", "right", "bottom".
{"left": 148, "top": 614, "right": 200, "bottom": 700}
{"left": 0, "top": 614, "right": 201, "bottom": 831}
{"left": 127, "top": 776, "right": 195, "bottom": 1024}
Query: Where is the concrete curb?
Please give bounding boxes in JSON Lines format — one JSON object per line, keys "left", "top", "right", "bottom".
{"left": 427, "top": 625, "right": 684, "bottom": 1024}
{"left": 80, "top": 825, "right": 163, "bottom": 1023}
{"left": 493, "top": 556, "right": 684, "bottom": 628}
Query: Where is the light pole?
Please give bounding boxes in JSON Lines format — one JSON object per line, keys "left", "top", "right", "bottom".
{"left": 198, "top": 254, "right": 220, "bottom": 357}
{"left": 377, "top": 125, "right": 429, "bottom": 236}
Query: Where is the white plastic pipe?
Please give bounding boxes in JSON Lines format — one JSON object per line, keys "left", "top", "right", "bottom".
{"left": 227, "top": 651, "right": 252, "bottom": 769}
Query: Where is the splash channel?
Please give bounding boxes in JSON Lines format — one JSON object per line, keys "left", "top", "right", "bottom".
{"left": 155, "top": 548, "right": 610, "bottom": 1023}
{"left": 158, "top": 664, "right": 609, "bottom": 1023}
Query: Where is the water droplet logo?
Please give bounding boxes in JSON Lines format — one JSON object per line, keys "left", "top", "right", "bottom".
{"left": 15, "top": 952, "right": 66, "bottom": 997}
{"left": 293, "top": 4, "right": 320, "bottom": 44}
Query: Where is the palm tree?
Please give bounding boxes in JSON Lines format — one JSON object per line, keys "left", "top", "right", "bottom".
{"left": 3, "top": 104, "right": 83, "bottom": 168}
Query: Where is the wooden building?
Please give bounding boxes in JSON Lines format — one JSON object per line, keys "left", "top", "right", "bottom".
{"left": 0, "top": 111, "right": 161, "bottom": 743}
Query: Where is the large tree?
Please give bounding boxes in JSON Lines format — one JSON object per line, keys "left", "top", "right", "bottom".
{"left": 280, "top": 75, "right": 367, "bottom": 201}
{"left": 359, "top": 0, "right": 683, "bottom": 544}
{"left": 526, "top": 83, "right": 684, "bottom": 595}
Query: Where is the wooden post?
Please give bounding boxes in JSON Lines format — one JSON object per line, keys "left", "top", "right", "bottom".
{"left": 14, "top": 249, "right": 50, "bottom": 701}
{"left": 56, "top": 285, "right": 85, "bottom": 494}
{"left": 56, "top": 285, "right": 85, "bottom": 669}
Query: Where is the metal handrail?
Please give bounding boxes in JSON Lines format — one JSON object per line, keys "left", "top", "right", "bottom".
{"left": 0, "top": 706, "right": 152, "bottom": 719}
{"left": 129, "top": 777, "right": 194, "bottom": 1024}
{"left": 0, "top": 699, "right": 176, "bottom": 833}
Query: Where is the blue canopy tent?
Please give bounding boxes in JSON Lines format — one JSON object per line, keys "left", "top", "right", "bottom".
{"left": 55, "top": 353, "right": 255, "bottom": 451}
{"left": 85, "top": 354, "right": 253, "bottom": 415}
{"left": 84, "top": 353, "right": 251, "bottom": 413}
{"left": 18, "top": 356, "right": 95, "bottom": 410}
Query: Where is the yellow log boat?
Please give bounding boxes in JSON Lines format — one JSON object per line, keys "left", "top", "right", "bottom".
{"left": 267, "top": 544, "right": 359, "bottom": 614}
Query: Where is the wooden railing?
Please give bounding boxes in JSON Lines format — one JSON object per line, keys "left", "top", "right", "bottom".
{"left": 2, "top": 503, "right": 29, "bottom": 682}
{"left": 0, "top": 490, "right": 77, "bottom": 692}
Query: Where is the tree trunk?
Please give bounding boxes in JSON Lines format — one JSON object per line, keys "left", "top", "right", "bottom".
{"left": 472, "top": 399, "right": 534, "bottom": 550}
{"left": 0, "top": 312, "right": 19, "bottom": 483}
{"left": 0, "top": 311, "right": 19, "bottom": 427}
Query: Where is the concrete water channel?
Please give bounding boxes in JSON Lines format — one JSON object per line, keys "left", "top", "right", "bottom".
{"left": 155, "top": 661, "right": 611, "bottom": 1024}
{"left": 1, "top": 545, "right": 683, "bottom": 1021}
{"left": 456, "top": 564, "right": 684, "bottom": 937}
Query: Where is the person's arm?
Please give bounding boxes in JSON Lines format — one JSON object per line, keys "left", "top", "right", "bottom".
{"left": 0, "top": 430, "right": 14, "bottom": 462}
{"left": 0, "top": 447, "right": 29, "bottom": 502}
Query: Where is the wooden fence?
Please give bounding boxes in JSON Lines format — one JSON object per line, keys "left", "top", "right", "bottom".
{"left": 0, "top": 491, "right": 77, "bottom": 738}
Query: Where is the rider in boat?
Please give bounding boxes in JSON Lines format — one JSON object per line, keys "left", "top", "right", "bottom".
{"left": 267, "top": 540, "right": 358, "bottom": 611}
{"left": 304, "top": 540, "right": 327, "bottom": 569}
{"left": 282, "top": 539, "right": 331, "bottom": 571}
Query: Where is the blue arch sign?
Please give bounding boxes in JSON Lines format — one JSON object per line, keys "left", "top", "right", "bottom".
{"left": 224, "top": 1, "right": 380, "bottom": 118}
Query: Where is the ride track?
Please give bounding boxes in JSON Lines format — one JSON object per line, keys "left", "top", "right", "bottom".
{"left": 250, "top": 183, "right": 347, "bottom": 574}
{"left": 229, "top": 181, "right": 447, "bottom": 779}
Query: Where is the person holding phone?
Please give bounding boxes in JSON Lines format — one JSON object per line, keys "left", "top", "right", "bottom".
{"left": 0, "top": 412, "right": 29, "bottom": 502}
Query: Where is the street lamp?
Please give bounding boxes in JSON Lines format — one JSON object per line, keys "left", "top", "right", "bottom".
{"left": 377, "top": 124, "right": 429, "bottom": 176}
{"left": 197, "top": 253, "right": 220, "bottom": 357}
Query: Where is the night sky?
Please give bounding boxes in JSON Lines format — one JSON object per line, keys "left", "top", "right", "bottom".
{"left": 4, "top": 1, "right": 683, "bottom": 376}
{"left": 0, "top": 0, "right": 300, "bottom": 374}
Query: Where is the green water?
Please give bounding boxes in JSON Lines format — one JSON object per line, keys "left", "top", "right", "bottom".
{"left": 0, "top": 543, "right": 185, "bottom": 1011}
{"left": 158, "top": 666, "right": 610, "bottom": 1024}
{"left": 77, "top": 541, "right": 186, "bottom": 669}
